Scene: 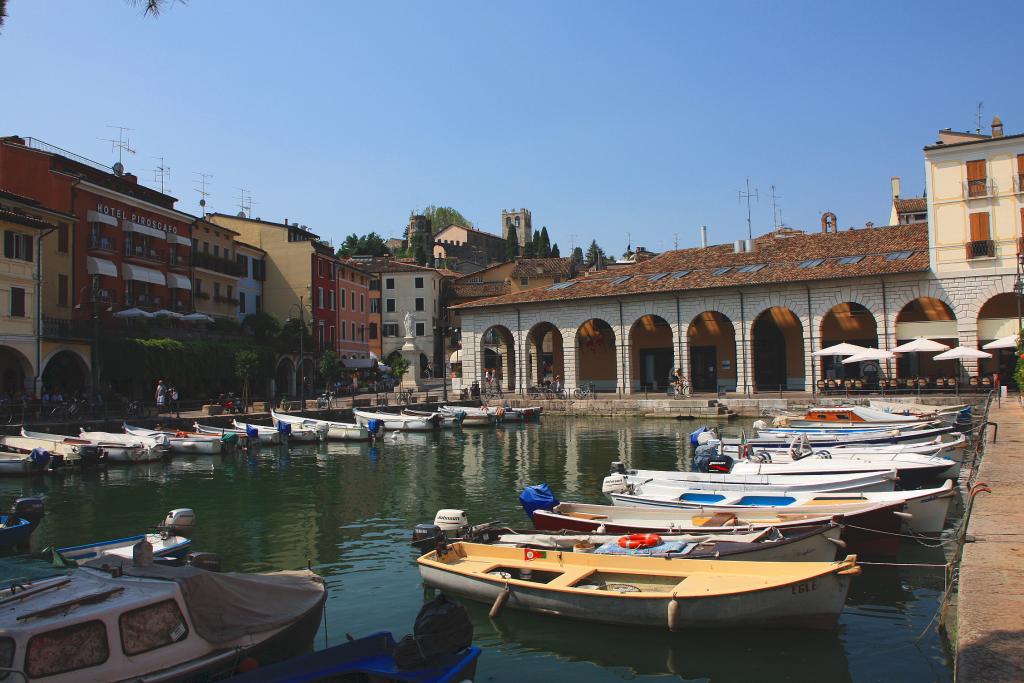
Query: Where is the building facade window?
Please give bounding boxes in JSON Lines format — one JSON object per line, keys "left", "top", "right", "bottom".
{"left": 317, "top": 287, "right": 324, "bottom": 309}
{"left": 415, "top": 297, "right": 424, "bottom": 311}
{"left": 351, "top": 322, "right": 356, "bottom": 340}
{"left": 370, "top": 299, "right": 380, "bottom": 313}
{"left": 415, "top": 277, "right": 424, "bottom": 288}
{"left": 58, "top": 274, "right": 68, "bottom": 307}
{"left": 360, "top": 294, "right": 365, "bottom": 312}
{"left": 255, "top": 294, "right": 262, "bottom": 311}
{"left": 520, "top": 277, "right": 529, "bottom": 286}
{"left": 966, "top": 159, "right": 987, "bottom": 197}
{"left": 57, "top": 224, "right": 69, "bottom": 253}
{"left": 350, "top": 290, "right": 355, "bottom": 309}
{"left": 385, "top": 298, "right": 396, "bottom": 312}
{"left": 10, "top": 287, "right": 25, "bottom": 317}
{"left": 369, "top": 322, "right": 378, "bottom": 339}
{"left": 3, "top": 231, "right": 33, "bottom": 261}
{"left": 382, "top": 322, "right": 399, "bottom": 337}
{"left": 214, "top": 282, "right": 221, "bottom": 299}
{"left": 329, "top": 290, "right": 335, "bottom": 310}
{"left": 239, "top": 291, "right": 247, "bottom": 314}
{"left": 415, "top": 322, "right": 425, "bottom": 336}
{"left": 969, "top": 212, "right": 991, "bottom": 241}
{"left": 385, "top": 278, "right": 395, "bottom": 289}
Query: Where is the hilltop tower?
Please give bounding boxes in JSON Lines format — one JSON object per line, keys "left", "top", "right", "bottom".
{"left": 501, "top": 208, "right": 532, "bottom": 255}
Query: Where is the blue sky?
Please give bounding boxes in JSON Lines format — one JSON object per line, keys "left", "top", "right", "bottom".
{"left": 2, "top": 1, "right": 1022, "bottom": 256}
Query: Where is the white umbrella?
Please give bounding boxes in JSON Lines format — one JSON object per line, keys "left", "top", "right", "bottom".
{"left": 842, "top": 348, "right": 896, "bottom": 364}
{"left": 812, "top": 343, "right": 867, "bottom": 357}
{"left": 892, "top": 338, "right": 950, "bottom": 353}
{"left": 152, "top": 309, "right": 183, "bottom": 319}
{"left": 982, "top": 335, "right": 1018, "bottom": 350}
{"left": 932, "top": 347, "right": 992, "bottom": 361}
{"left": 181, "top": 313, "right": 214, "bottom": 323}
{"left": 113, "top": 307, "right": 155, "bottom": 319}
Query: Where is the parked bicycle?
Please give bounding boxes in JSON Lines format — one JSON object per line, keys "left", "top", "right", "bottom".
{"left": 528, "top": 386, "right": 567, "bottom": 400}
{"left": 669, "top": 377, "right": 693, "bottom": 398}
{"left": 573, "top": 383, "right": 595, "bottom": 399}
{"left": 397, "top": 388, "right": 414, "bottom": 404}
{"left": 316, "top": 391, "right": 333, "bottom": 409}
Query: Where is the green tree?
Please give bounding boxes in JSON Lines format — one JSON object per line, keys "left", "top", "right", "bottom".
{"left": 419, "top": 206, "right": 473, "bottom": 235}
{"left": 505, "top": 226, "right": 519, "bottom": 261}
{"left": 413, "top": 235, "right": 429, "bottom": 266}
{"left": 570, "top": 246, "right": 584, "bottom": 264}
{"left": 551, "top": 243, "right": 561, "bottom": 258}
{"left": 241, "top": 311, "right": 282, "bottom": 340}
{"left": 523, "top": 237, "right": 537, "bottom": 258}
{"left": 386, "top": 352, "right": 410, "bottom": 380}
{"left": 319, "top": 350, "right": 343, "bottom": 387}
{"left": 337, "top": 232, "right": 390, "bottom": 258}
{"left": 234, "top": 349, "right": 259, "bottom": 407}
{"left": 539, "top": 226, "right": 551, "bottom": 257}
{"left": 585, "top": 240, "right": 606, "bottom": 268}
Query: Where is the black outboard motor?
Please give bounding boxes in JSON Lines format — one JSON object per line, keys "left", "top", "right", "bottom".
{"left": 706, "top": 454, "right": 734, "bottom": 473}
{"left": 412, "top": 523, "right": 445, "bottom": 549}
{"left": 692, "top": 442, "right": 734, "bottom": 473}
{"left": 12, "top": 497, "right": 44, "bottom": 529}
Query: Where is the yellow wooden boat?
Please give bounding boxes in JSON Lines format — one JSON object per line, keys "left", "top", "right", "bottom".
{"left": 418, "top": 542, "right": 859, "bottom": 630}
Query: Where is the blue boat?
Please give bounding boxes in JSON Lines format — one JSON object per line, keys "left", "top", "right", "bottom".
{"left": 56, "top": 508, "right": 195, "bottom": 563}
{"left": 0, "top": 498, "right": 44, "bottom": 550}
{"left": 226, "top": 631, "right": 481, "bottom": 682}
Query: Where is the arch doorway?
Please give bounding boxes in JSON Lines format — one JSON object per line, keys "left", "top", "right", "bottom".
{"left": 977, "top": 293, "right": 1023, "bottom": 385}
{"left": 41, "top": 350, "right": 89, "bottom": 396}
{"left": 275, "top": 357, "right": 295, "bottom": 396}
{"left": 0, "top": 346, "right": 32, "bottom": 398}
{"left": 895, "top": 297, "right": 957, "bottom": 378}
{"left": 528, "top": 322, "right": 563, "bottom": 387}
{"left": 576, "top": 319, "right": 616, "bottom": 392}
{"left": 820, "top": 302, "right": 878, "bottom": 380}
{"left": 752, "top": 307, "right": 804, "bottom": 391}
{"left": 629, "top": 315, "right": 673, "bottom": 391}
{"left": 481, "top": 325, "right": 516, "bottom": 390}
{"left": 687, "top": 312, "right": 736, "bottom": 393}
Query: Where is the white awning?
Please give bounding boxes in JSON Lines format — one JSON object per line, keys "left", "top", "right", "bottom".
{"left": 87, "top": 210, "right": 118, "bottom": 227}
{"left": 165, "top": 272, "right": 192, "bottom": 290}
{"left": 86, "top": 256, "right": 118, "bottom": 278}
{"left": 449, "top": 350, "right": 462, "bottom": 364}
{"left": 122, "top": 263, "right": 166, "bottom": 286}
{"left": 167, "top": 232, "right": 191, "bottom": 247}
{"left": 123, "top": 219, "right": 166, "bottom": 240}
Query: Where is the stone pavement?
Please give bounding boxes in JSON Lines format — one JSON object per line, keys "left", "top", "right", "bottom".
{"left": 956, "top": 399, "right": 1024, "bottom": 682}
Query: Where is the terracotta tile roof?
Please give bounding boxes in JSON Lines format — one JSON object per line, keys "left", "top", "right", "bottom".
{"left": 342, "top": 256, "right": 445, "bottom": 275}
{"left": 454, "top": 223, "right": 929, "bottom": 309}
{"left": 510, "top": 257, "right": 576, "bottom": 278}
{"left": 434, "top": 267, "right": 463, "bottom": 278}
{"left": 451, "top": 281, "right": 511, "bottom": 299}
{"left": 894, "top": 197, "right": 926, "bottom": 214}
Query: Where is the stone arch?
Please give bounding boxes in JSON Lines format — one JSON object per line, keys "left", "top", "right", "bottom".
{"left": 819, "top": 302, "right": 879, "bottom": 380}
{"left": 751, "top": 306, "right": 804, "bottom": 391}
{"left": 895, "top": 297, "right": 958, "bottom": 378}
{"left": 977, "top": 292, "right": 1023, "bottom": 383}
{"left": 481, "top": 324, "right": 516, "bottom": 390}
{"left": 41, "top": 349, "right": 90, "bottom": 396}
{"left": 629, "top": 314, "right": 673, "bottom": 391}
{"left": 0, "top": 346, "right": 34, "bottom": 398}
{"left": 576, "top": 318, "right": 616, "bottom": 392}
{"left": 687, "top": 311, "right": 736, "bottom": 393}
{"left": 275, "top": 356, "right": 295, "bottom": 396}
{"left": 527, "top": 321, "right": 563, "bottom": 387}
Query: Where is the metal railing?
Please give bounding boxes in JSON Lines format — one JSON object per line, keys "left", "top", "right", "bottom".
{"left": 42, "top": 316, "right": 93, "bottom": 340}
{"left": 88, "top": 235, "right": 116, "bottom": 252}
{"left": 964, "top": 179, "right": 994, "bottom": 199}
{"left": 193, "top": 251, "right": 243, "bottom": 276}
{"left": 965, "top": 239, "right": 996, "bottom": 259}
{"left": 124, "top": 244, "right": 164, "bottom": 264}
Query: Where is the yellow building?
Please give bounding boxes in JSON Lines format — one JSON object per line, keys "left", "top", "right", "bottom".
{"left": 191, "top": 218, "right": 242, "bottom": 320}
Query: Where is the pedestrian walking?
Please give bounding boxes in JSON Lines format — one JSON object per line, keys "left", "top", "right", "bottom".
{"left": 155, "top": 379, "right": 167, "bottom": 414}
{"left": 170, "top": 386, "right": 180, "bottom": 417}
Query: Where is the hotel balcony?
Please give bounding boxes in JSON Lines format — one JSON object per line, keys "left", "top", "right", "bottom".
{"left": 963, "top": 179, "right": 995, "bottom": 199}
{"left": 168, "top": 253, "right": 191, "bottom": 269}
{"left": 87, "top": 235, "right": 117, "bottom": 254}
{"left": 193, "top": 251, "right": 242, "bottom": 277}
{"left": 124, "top": 244, "right": 165, "bottom": 265}
{"left": 123, "top": 294, "right": 164, "bottom": 309}
{"left": 965, "top": 239, "right": 996, "bottom": 259}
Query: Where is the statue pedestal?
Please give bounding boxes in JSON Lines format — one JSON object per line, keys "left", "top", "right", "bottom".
{"left": 400, "top": 337, "right": 425, "bottom": 388}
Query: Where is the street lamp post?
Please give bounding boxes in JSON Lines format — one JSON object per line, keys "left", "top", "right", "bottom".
{"left": 74, "top": 284, "right": 109, "bottom": 414}
{"left": 288, "top": 296, "right": 309, "bottom": 411}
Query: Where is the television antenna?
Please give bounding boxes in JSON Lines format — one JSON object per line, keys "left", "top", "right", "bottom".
{"left": 151, "top": 156, "right": 171, "bottom": 194}
{"left": 235, "top": 187, "right": 254, "bottom": 218}
{"left": 102, "top": 125, "right": 136, "bottom": 166}
{"left": 738, "top": 177, "right": 759, "bottom": 240}
{"left": 193, "top": 172, "right": 213, "bottom": 216}
{"left": 768, "top": 185, "right": 782, "bottom": 229}
{"left": 975, "top": 101, "right": 984, "bottom": 134}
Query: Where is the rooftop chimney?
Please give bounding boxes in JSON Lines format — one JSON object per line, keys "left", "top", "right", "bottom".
{"left": 700, "top": 225, "right": 708, "bottom": 248}
{"left": 891, "top": 176, "right": 901, "bottom": 200}
{"left": 992, "top": 116, "right": 1004, "bottom": 138}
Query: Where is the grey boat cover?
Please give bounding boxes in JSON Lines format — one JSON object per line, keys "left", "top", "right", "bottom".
{"left": 83, "top": 558, "right": 325, "bottom": 644}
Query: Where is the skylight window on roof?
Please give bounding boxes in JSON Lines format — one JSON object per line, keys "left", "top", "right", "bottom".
{"left": 712, "top": 267, "right": 732, "bottom": 276}
{"left": 886, "top": 251, "right": 914, "bottom": 261}
{"left": 737, "top": 263, "right": 767, "bottom": 273}
{"left": 610, "top": 276, "right": 632, "bottom": 286}
{"left": 837, "top": 255, "right": 864, "bottom": 265}
{"left": 647, "top": 272, "right": 668, "bottom": 282}
{"left": 672, "top": 270, "right": 690, "bottom": 279}
{"left": 548, "top": 280, "right": 579, "bottom": 290}
{"left": 798, "top": 259, "right": 824, "bottom": 269}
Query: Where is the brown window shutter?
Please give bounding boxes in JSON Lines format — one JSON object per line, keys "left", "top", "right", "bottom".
{"left": 966, "top": 160, "right": 986, "bottom": 181}
{"left": 969, "top": 212, "right": 991, "bottom": 241}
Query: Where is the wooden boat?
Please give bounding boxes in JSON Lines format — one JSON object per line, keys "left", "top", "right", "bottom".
{"left": 0, "top": 498, "right": 44, "bottom": 548}
{"left": 418, "top": 542, "right": 859, "bottom": 630}
{"left": 78, "top": 429, "right": 170, "bottom": 462}
{"left": 530, "top": 500, "right": 907, "bottom": 556}
{"left": 604, "top": 465, "right": 898, "bottom": 494}
{"left": 225, "top": 630, "right": 482, "bottom": 683}
{"left": 439, "top": 406, "right": 496, "bottom": 427}
{"left": 353, "top": 408, "right": 440, "bottom": 432}
{"left": 2, "top": 432, "right": 104, "bottom": 468}
{"left": 124, "top": 424, "right": 224, "bottom": 455}
{"left": 0, "top": 558, "right": 326, "bottom": 682}
{"left": 755, "top": 421, "right": 937, "bottom": 435}
{"left": 779, "top": 406, "right": 924, "bottom": 426}
{"left": 868, "top": 400, "right": 969, "bottom": 425}
{"left": 477, "top": 521, "right": 845, "bottom": 563}
{"left": 193, "top": 422, "right": 261, "bottom": 446}
{"left": 724, "top": 424, "right": 956, "bottom": 449}
{"left": 271, "top": 410, "right": 370, "bottom": 440}
{"left": 234, "top": 419, "right": 321, "bottom": 443}
{"left": 403, "top": 408, "right": 463, "bottom": 429}
{"left": 607, "top": 480, "right": 954, "bottom": 534}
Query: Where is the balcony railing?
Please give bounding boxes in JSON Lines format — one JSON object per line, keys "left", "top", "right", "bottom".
{"left": 965, "top": 239, "right": 996, "bottom": 259}
{"left": 168, "top": 254, "right": 191, "bottom": 268}
{"left": 1014, "top": 173, "right": 1024, "bottom": 194}
{"left": 193, "top": 251, "right": 242, "bottom": 276}
{"left": 42, "top": 316, "right": 93, "bottom": 340}
{"left": 88, "top": 235, "right": 116, "bottom": 252}
{"left": 124, "top": 245, "right": 165, "bottom": 264}
{"left": 964, "top": 178, "right": 994, "bottom": 199}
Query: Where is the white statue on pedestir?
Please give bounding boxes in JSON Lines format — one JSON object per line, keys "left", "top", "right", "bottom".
{"left": 403, "top": 311, "right": 415, "bottom": 339}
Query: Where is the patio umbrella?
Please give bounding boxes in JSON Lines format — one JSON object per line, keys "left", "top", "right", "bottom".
{"left": 982, "top": 334, "right": 1019, "bottom": 350}
{"left": 932, "top": 347, "right": 992, "bottom": 361}
{"left": 152, "top": 309, "right": 183, "bottom": 319}
{"left": 113, "top": 307, "right": 154, "bottom": 319}
{"left": 892, "top": 338, "right": 950, "bottom": 353}
{"left": 181, "top": 313, "right": 214, "bottom": 323}
{"left": 842, "top": 348, "right": 896, "bottom": 364}
{"left": 811, "top": 343, "right": 867, "bottom": 357}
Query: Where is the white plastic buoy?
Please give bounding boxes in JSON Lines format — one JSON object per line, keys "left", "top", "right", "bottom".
{"left": 667, "top": 594, "right": 680, "bottom": 631}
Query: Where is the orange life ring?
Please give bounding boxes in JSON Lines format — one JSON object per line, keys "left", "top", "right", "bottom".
{"left": 617, "top": 533, "right": 663, "bottom": 550}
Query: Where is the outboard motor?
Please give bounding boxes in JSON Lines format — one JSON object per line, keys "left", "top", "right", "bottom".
{"left": 434, "top": 509, "right": 468, "bottom": 534}
{"left": 367, "top": 418, "right": 383, "bottom": 437}
{"left": 601, "top": 474, "right": 628, "bottom": 494}
{"left": 187, "top": 552, "right": 222, "bottom": 572}
{"left": 692, "top": 441, "right": 733, "bottom": 473}
{"left": 706, "top": 454, "right": 734, "bottom": 473}
{"left": 28, "top": 448, "right": 51, "bottom": 472}
{"left": 163, "top": 508, "right": 196, "bottom": 536}
{"left": 245, "top": 424, "right": 259, "bottom": 439}
{"left": 12, "top": 497, "right": 44, "bottom": 529}
{"left": 412, "top": 523, "right": 444, "bottom": 547}
{"left": 277, "top": 421, "right": 292, "bottom": 436}
{"left": 610, "top": 461, "right": 627, "bottom": 475}
{"left": 519, "top": 483, "right": 559, "bottom": 519}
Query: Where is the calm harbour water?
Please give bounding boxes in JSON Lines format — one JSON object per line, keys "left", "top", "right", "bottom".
{"left": 0, "top": 417, "right": 953, "bottom": 682}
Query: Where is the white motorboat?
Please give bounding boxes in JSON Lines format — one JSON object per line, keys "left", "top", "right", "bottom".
{"left": 353, "top": 408, "right": 440, "bottom": 432}
{"left": 192, "top": 422, "right": 267, "bottom": 445}
{"left": 403, "top": 408, "right": 462, "bottom": 429}
{"left": 722, "top": 432, "right": 968, "bottom": 461}
{"left": 234, "top": 419, "right": 320, "bottom": 443}
{"left": 79, "top": 429, "right": 169, "bottom": 462}
{"left": 604, "top": 463, "right": 899, "bottom": 494}
{"left": 0, "top": 450, "right": 46, "bottom": 475}
{"left": 607, "top": 480, "right": 955, "bottom": 534}
{"left": 729, "top": 449, "right": 959, "bottom": 485}
{"left": 722, "top": 424, "right": 956, "bottom": 449}
{"left": 123, "top": 424, "right": 224, "bottom": 455}
{"left": 57, "top": 509, "right": 196, "bottom": 562}
{"left": 439, "top": 406, "right": 495, "bottom": 427}
{"left": 0, "top": 556, "right": 326, "bottom": 682}
{"left": 3, "top": 431, "right": 105, "bottom": 467}
{"left": 868, "top": 400, "right": 970, "bottom": 425}
{"left": 271, "top": 410, "right": 370, "bottom": 440}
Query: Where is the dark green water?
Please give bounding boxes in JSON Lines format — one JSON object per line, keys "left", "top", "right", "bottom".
{"left": 0, "top": 417, "right": 953, "bottom": 682}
